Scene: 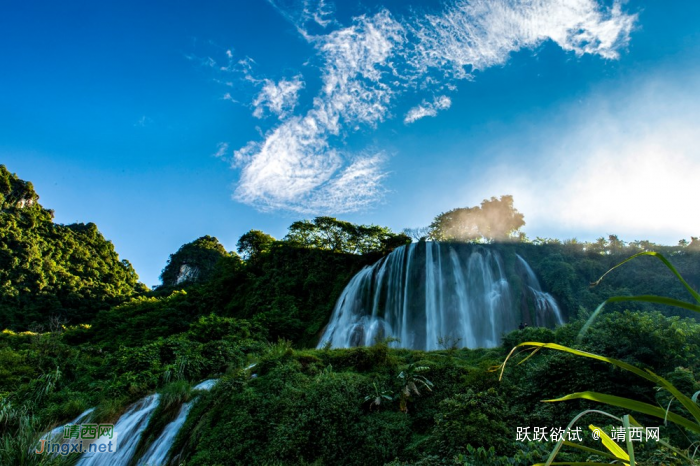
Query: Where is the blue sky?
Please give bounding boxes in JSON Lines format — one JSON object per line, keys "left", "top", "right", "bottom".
{"left": 2, "top": 0, "right": 700, "bottom": 286}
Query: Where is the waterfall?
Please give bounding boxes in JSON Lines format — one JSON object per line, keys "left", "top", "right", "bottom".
{"left": 77, "top": 394, "right": 160, "bottom": 466}
{"left": 318, "top": 243, "right": 563, "bottom": 350}
{"left": 515, "top": 254, "right": 565, "bottom": 326}
{"left": 38, "top": 379, "right": 217, "bottom": 465}
{"left": 137, "top": 379, "right": 218, "bottom": 466}
{"left": 38, "top": 408, "right": 95, "bottom": 455}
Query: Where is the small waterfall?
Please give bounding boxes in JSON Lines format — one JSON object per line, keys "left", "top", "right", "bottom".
{"left": 516, "top": 254, "right": 565, "bottom": 326}
{"left": 38, "top": 380, "right": 218, "bottom": 465}
{"left": 38, "top": 408, "right": 95, "bottom": 454}
{"left": 137, "top": 379, "right": 218, "bottom": 466}
{"left": 319, "top": 243, "right": 563, "bottom": 350}
{"left": 77, "top": 394, "right": 160, "bottom": 466}
{"left": 136, "top": 404, "right": 193, "bottom": 466}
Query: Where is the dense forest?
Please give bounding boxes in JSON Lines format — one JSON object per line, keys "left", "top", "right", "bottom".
{"left": 1, "top": 166, "right": 700, "bottom": 465}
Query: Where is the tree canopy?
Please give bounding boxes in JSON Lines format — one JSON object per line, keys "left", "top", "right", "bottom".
{"left": 0, "top": 165, "right": 145, "bottom": 330}
{"left": 429, "top": 195, "right": 525, "bottom": 242}
{"left": 160, "top": 235, "right": 234, "bottom": 287}
{"left": 284, "top": 216, "right": 410, "bottom": 255}
{"left": 236, "top": 230, "right": 276, "bottom": 261}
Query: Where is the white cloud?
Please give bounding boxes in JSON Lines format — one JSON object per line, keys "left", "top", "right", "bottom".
{"left": 213, "top": 142, "right": 229, "bottom": 158}
{"left": 267, "top": 0, "right": 337, "bottom": 37}
{"left": 307, "top": 152, "right": 388, "bottom": 212}
{"left": 233, "top": 10, "right": 403, "bottom": 213}
{"left": 134, "top": 115, "right": 153, "bottom": 127}
{"left": 234, "top": 116, "right": 341, "bottom": 209}
{"left": 404, "top": 95, "right": 452, "bottom": 124}
{"left": 230, "top": 0, "right": 636, "bottom": 213}
{"left": 252, "top": 76, "right": 305, "bottom": 119}
{"left": 407, "top": 0, "right": 636, "bottom": 79}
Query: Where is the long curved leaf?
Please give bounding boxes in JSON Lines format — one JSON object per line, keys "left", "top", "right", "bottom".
{"left": 589, "top": 423, "right": 629, "bottom": 465}
{"left": 534, "top": 463, "right": 628, "bottom": 466}
{"left": 604, "top": 295, "right": 700, "bottom": 313}
{"left": 547, "top": 392, "right": 700, "bottom": 433}
{"left": 558, "top": 440, "right": 621, "bottom": 461}
{"left": 500, "top": 342, "right": 700, "bottom": 426}
{"left": 591, "top": 251, "right": 700, "bottom": 304}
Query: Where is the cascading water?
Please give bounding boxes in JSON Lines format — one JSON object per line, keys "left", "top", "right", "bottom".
{"left": 137, "top": 379, "right": 218, "bottom": 466}
{"left": 38, "top": 379, "right": 218, "bottom": 465}
{"left": 38, "top": 408, "right": 95, "bottom": 455}
{"left": 515, "top": 254, "right": 564, "bottom": 326}
{"left": 318, "top": 242, "right": 563, "bottom": 350}
{"left": 77, "top": 394, "right": 160, "bottom": 466}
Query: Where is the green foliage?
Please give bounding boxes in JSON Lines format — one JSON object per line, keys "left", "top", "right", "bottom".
{"left": 397, "top": 363, "right": 434, "bottom": 413}
{"left": 432, "top": 388, "right": 511, "bottom": 456}
{"left": 429, "top": 195, "right": 525, "bottom": 242}
{"left": 0, "top": 166, "right": 144, "bottom": 330}
{"left": 0, "top": 413, "right": 71, "bottom": 466}
{"left": 580, "top": 310, "right": 700, "bottom": 370}
{"left": 285, "top": 216, "right": 410, "bottom": 255}
{"left": 508, "top": 242, "right": 700, "bottom": 321}
{"left": 5, "top": 166, "right": 700, "bottom": 465}
{"left": 454, "top": 443, "right": 551, "bottom": 466}
{"left": 364, "top": 382, "right": 393, "bottom": 410}
{"left": 211, "top": 243, "right": 372, "bottom": 346}
{"left": 160, "top": 235, "right": 234, "bottom": 287}
{"left": 187, "top": 313, "right": 256, "bottom": 342}
{"left": 236, "top": 229, "right": 276, "bottom": 261}
{"left": 498, "top": 252, "right": 700, "bottom": 465}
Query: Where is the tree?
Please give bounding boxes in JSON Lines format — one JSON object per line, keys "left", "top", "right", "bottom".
{"left": 607, "top": 234, "right": 625, "bottom": 254}
{"left": 160, "top": 235, "right": 232, "bottom": 287}
{"left": 428, "top": 195, "right": 525, "bottom": 242}
{"left": 0, "top": 165, "right": 144, "bottom": 329}
{"left": 284, "top": 217, "right": 409, "bottom": 255}
{"left": 689, "top": 237, "right": 700, "bottom": 252}
{"left": 236, "top": 230, "right": 276, "bottom": 260}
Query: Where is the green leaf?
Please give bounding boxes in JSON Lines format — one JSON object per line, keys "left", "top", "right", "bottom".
{"left": 604, "top": 295, "right": 700, "bottom": 313}
{"left": 558, "top": 440, "right": 621, "bottom": 460}
{"left": 589, "top": 423, "right": 629, "bottom": 465}
{"left": 498, "top": 342, "right": 700, "bottom": 426}
{"left": 590, "top": 251, "right": 700, "bottom": 305}
{"left": 546, "top": 392, "right": 700, "bottom": 434}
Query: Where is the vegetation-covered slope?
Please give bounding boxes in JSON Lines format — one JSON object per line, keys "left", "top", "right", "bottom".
{"left": 1, "top": 168, "right": 700, "bottom": 465}
{"left": 0, "top": 165, "right": 145, "bottom": 330}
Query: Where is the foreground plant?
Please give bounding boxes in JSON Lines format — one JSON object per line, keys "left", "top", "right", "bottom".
{"left": 363, "top": 382, "right": 393, "bottom": 411}
{"left": 496, "top": 251, "right": 700, "bottom": 466}
{"left": 397, "top": 363, "right": 434, "bottom": 413}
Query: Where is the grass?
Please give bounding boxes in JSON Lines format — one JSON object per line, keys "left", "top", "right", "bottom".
{"left": 497, "top": 252, "right": 700, "bottom": 466}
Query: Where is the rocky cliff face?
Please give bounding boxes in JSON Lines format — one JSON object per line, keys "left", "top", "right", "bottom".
{"left": 176, "top": 264, "right": 200, "bottom": 285}
{"left": 159, "top": 236, "right": 233, "bottom": 288}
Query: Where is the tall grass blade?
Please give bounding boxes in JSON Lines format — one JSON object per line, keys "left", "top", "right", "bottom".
{"left": 499, "top": 341, "right": 700, "bottom": 425}
{"left": 589, "top": 423, "right": 629, "bottom": 465}
{"left": 622, "top": 415, "right": 635, "bottom": 466}
{"left": 590, "top": 251, "right": 700, "bottom": 305}
{"left": 545, "top": 392, "right": 700, "bottom": 434}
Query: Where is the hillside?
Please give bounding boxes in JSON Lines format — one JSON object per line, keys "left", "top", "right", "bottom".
{"left": 0, "top": 165, "right": 146, "bottom": 330}
{"left": 1, "top": 167, "right": 700, "bottom": 465}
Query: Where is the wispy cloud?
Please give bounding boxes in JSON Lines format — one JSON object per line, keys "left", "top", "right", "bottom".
{"left": 227, "top": 0, "right": 636, "bottom": 213}
{"left": 134, "top": 115, "right": 153, "bottom": 127}
{"left": 267, "top": 0, "right": 337, "bottom": 37}
{"left": 233, "top": 10, "right": 402, "bottom": 212}
{"left": 213, "top": 142, "right": 229, "bottom": 158}
{"left": 407, "top": 0, "right": 635, "bottom": 80}
{"left": 252, "top": 76, "right": 305, "bottom": 119}
{"left": 404, "top": 95, "right": 452, "bottom": 124}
